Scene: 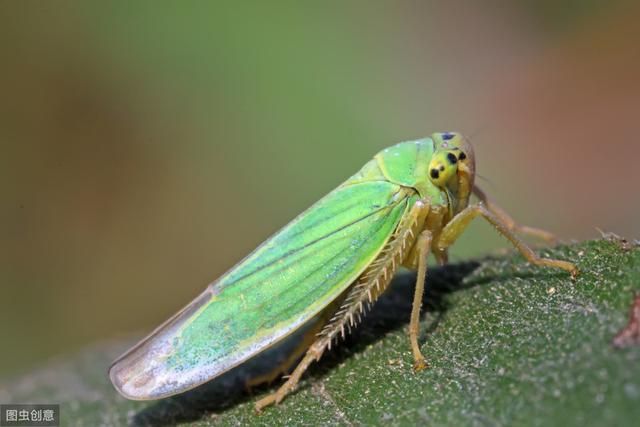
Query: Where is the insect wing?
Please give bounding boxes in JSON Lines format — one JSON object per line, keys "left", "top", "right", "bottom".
{"left": 110, "top": 180, "right": 411, "bottom": 399}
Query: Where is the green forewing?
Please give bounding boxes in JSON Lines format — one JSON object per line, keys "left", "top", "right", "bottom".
{"left": 110, "top": 176, "right": 414, "bottom": 399}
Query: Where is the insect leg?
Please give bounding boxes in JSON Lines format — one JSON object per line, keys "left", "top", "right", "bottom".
{"left": 403, "top": 236, "right": 446, "bottom": 268}
{"left": 473, "top": 185, "right": 559, "bottom": 244}
{"left": 433, "top": 247, "right": 448, "bottom": 266}
{"left": 255, "top": 338, "right": 326, "bottom": 411}
{"left": 410, "top": 230, "right": 432, "bottom": 371}
{"left": 436, "top": 204, "right": 578, "bottom": 277}
{"left": 246, "top": 295, "right": 343, "bottom": 393}
{"left": 245, "top": 316, "right": 327, "bottom": 392}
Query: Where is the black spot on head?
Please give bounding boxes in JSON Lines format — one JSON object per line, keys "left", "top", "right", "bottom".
{"left": 446, "top": 152, "right": 458, "bottom": 164}
{"left": 458, "top": 152, "right": 467, "bottom": 160}
{"left": 430, "top": 169, "right": 440, "bottom": 179}
{"left": 439, "top": 165, "right": 445, "bottom": 172}
{"left": 442, "top": 132, "right": 454, "bottom": 140}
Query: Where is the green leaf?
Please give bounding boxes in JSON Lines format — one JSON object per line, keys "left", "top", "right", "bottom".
{"left": 2, "top": 240, "right": 638, "bottom": 426}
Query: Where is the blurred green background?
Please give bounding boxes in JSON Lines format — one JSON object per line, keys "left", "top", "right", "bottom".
{"left": 1, "top": 1, "right": 639, "bottom": 380}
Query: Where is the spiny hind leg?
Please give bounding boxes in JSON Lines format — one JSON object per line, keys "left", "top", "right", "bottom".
{"left": 245, "top": 317, "right": 326, "bottom": 392}
{"left": 248, "top": 296, "right": 344, "bottom": 394}
{"left": 254, "top": 338, "right": 329, "bottom": 411}
{"left": 473, "top": 185, "right": 558, "bottom": 245}
{"left": 436, "top": 203, "right": 578, "bottom": 277}
{"left": 253, "top": 294, "right": 350, "bottom": 410}
{"left": 409, "top": 230, "right": 432, "bottom": 371}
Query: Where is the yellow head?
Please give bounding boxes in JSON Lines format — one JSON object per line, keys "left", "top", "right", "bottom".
{"left": 429, "top": 132, "right": 476, "bottom": 213}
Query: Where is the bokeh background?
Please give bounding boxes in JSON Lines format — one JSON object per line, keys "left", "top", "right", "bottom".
{"left": 1, "top": 1, "right": 639, "bottom": 380}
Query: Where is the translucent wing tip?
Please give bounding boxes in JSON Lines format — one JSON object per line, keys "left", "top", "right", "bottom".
{"left": 109, "top": 346, "right": 172, "bottom": 400}
{"left": 109, "top": 359, "right": 149, "bottom": 400}
{"left": 108, "top": 288, "right": 217, "bottom": 400}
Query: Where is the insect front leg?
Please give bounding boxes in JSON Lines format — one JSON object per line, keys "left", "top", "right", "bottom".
{"left": 436, "top": 203, "right": 578, "bottom": 277}
{"left": 473, "top": 185, "right": 558, "bottom": 245}
{"left": 409, "top": 230, "right": 432, "bottom": 371}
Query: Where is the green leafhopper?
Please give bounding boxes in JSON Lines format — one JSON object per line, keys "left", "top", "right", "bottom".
{"left": 109, "top": 132, "right": 577, "bottom": 411}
